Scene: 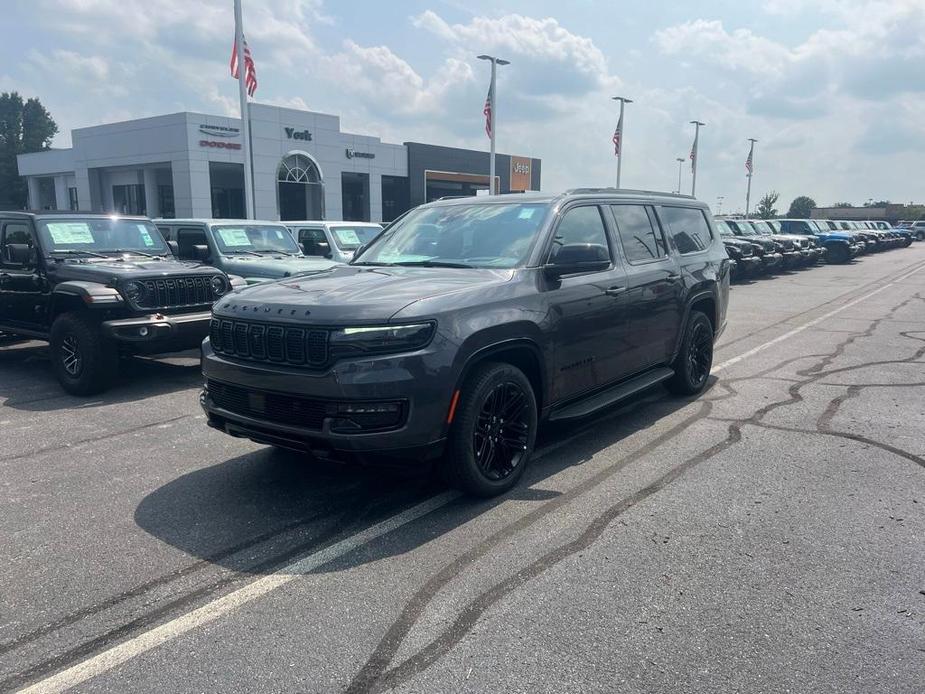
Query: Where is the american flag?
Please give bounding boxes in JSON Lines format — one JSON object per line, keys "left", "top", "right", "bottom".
{"left": 745, "top": 142, "right": 754, "bottom": 174}
{"left": 689, "top": 132, "right": 698, "bottom": 172}
{"left": 612, "top": 112, "right": 623, "bottom": 156}
{"left": 230, "top": 36, "right": 258, "bottom": 97}
{"left": 483, "top": 83, "right": 493, "bottom": 138}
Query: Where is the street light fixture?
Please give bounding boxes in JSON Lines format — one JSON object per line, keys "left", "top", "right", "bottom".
{"left": 478, "top": 54, "right": 510, "bottom": 195}
{"left": 611, "top": 96, "right": 632, "bottom": 188}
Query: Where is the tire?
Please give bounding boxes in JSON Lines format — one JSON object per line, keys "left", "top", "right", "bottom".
{"left": 49, "top": 312, "right": 118, "bottom": 395}
{"left": 917, "top": 230, "right": 925, "bottom": 242}
{"left": 443, "top": 362, "right": 538, "bottom": 497}
{"left": 666, "top": 310, "right": 714, "bottom": 396}
{"left": 826, "top": 243, "right": 850, "bottom": 264}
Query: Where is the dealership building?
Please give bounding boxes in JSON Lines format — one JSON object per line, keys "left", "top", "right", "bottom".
{"left": 16, "top": 104, "right": 541, "bottom": 223}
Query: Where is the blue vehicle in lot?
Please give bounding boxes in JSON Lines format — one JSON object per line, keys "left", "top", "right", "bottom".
{"left": 777, "top": 219, "right": 862, "bottom": 264}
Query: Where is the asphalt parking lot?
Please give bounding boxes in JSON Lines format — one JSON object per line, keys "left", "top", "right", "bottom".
{"left": 2, "top": 246, "right": 924, "bottom": 693}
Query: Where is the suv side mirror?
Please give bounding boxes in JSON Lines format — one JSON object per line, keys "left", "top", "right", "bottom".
{"left": 166, "top": 240, "right": 179, "bottom": 256}
{"left": 192, "top": 244, "right": 210, "bottom": 261}
{"left": 544, "top": 243, "right": 611, "bottom": 278}
{"left": 5, "top": 243, "right": 35, "bottom": 266}
{"left": 316, "top": 240, "right": 332, "bottom": 258}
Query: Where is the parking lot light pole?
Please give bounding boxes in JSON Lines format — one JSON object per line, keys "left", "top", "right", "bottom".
{"left": 676, "top": 157, "right": 685, "bottom": 194}
{"left": 612, "top": 96, "right": 632, "bottom": 189}
{"left": 478, "top": 55, "right": 510, "bottom": 195}
{"left": 690, "top": 120, "right": 705, "bottom": 197}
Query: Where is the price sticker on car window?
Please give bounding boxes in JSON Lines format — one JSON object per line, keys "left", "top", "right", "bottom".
{"left": 46, "top": 222, "right": 95, "bottom": 245}
{"left": 137, "top": 225, "right": 156, "bottom": 247}
{"left": 335, "top": 229, "right": 361, "bottom": 246}
{"left": 518, "top": 208, "right": 537, "bottom": 220}
{"left": 216, "top": 228, "right": 252, "bottom": 247}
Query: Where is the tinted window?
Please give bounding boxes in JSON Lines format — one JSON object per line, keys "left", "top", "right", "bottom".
{"left": 298, "top": 228, "right": 328, "bottom": 256}
{"left": 553, "top": 206, "right": 610, "bottom": 250}
{"left": 1, "top": 223, "right": 35, "bottom": 268}
{"left": 611, "top": 205, "right": 666, "bottom": 263}
{"left": 660, "top": 207, "right": 713, "bottom": 254}
{"left": 176, "top": 228, "right": 209, "bottom": 260}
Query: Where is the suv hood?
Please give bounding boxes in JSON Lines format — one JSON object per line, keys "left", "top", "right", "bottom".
{"left": 213, "top": 265, "right": 515, "bottom": 322}
{"left": 47, "top": 256, "right": 222, "bottom": 282}
{"left": 220, "top": 255, "right": 338, "bottom": 281}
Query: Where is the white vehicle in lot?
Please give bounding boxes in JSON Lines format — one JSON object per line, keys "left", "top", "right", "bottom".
{"left": 911, "top": 220, "right": 925, "bottom": 241}
{"left": 285, "top": 221, "right": 383, "bottom": 264}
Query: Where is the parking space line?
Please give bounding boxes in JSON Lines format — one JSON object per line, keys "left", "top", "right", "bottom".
{"left": 715, "top": 260, "right": 925, "bottom": 373}
{"left": 17, "top": 259, "right": 925, "bottom": 694}
{"left": 18, "top": 491, "right": 460, "bottom": 694}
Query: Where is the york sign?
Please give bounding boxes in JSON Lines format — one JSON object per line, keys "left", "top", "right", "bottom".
{"left": 285, "top": 127, "right": 313, "bottom": 141}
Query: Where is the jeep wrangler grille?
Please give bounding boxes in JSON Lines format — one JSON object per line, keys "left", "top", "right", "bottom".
{"left": 209, "top": 318, "right": 328, "bottom": 367}
{"left": 138, "top": 276, "right": 214, "bottom": 309}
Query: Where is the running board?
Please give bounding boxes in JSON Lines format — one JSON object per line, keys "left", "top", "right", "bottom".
{"left": 548, "top": 367, "right": 675, "bottom": 422}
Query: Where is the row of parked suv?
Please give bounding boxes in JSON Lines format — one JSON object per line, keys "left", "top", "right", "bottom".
{"left": 714, "top": 217, "right": 915, "bottom": 280}
{"left": 0, "top": 197, "right": 918, "bottom": 496}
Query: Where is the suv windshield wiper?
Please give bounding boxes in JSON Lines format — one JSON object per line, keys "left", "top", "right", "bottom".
{"left": 48, "top": 249, "right": 109, "bottom": 259}
{"left": 226, "top": 249, "right": 262, "bottom": 257}
{"left": 253, "top": 249, "right": 298, "bottom": 256}
{"left": 110, "top": 249, "right": 163, "bottom": 259}
{"left": 392, "top": 260, "right": 474, "bottom": 268}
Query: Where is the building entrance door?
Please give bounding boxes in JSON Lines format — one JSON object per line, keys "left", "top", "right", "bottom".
{"left": 277, "top": 153, "right": 324, "bottom": 221}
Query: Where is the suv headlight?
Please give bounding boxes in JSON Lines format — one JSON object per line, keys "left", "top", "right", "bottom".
{"left": 329, "top": 322, "right": 436, "bottom": 357}
{"left": 211, "top": 275, "right": 229, "bottom": 296}
{"left": 123, "top": 280, "right": 146, "bottom": 304}
{"left": 724, "top": 244, "right": 741, "bottom": 258}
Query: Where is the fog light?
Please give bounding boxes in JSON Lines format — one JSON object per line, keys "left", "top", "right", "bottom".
{"left": 330, "top": 401, "right": 404, "bottom": 432}
{"left": 138, "top": 327, "right": 149, "bottom": 337}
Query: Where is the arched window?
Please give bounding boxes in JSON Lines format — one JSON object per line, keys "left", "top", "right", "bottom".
{"left": 277, "top": 154, "right": 321, "bottom": 184}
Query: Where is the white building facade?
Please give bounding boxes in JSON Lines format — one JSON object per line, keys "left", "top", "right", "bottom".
{"left": 17, "top": 104, "right": 409, "bottom": 223}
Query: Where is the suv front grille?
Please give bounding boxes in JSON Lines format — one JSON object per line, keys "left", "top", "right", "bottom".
{"left": 210, "top": 318, "right": 328, "bottom": 367}
{"left": 139, "top": 276, "right": 214, "bottom": 309}
{"left": 207, "top": 380, "right": 327, "bottom": 430}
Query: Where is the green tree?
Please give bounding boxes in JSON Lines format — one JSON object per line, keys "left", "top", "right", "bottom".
{"left": 755, "top": 191, "right": 779, "bottom": 219}
{"left": 864, "top": 200, "right": 890, "bottom": 207}
{"left": 0, "top": 92, "right": 58, "bottom": 209}
{"left": 833, "top": 201, "right": 853, "bottom": 208}
{"left": 787, "top": 195, "right": 817, "bottom": 218}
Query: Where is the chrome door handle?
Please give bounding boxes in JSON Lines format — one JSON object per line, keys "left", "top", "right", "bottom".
{"left": 604, "top": 285, "right": 627, "bottom": 296}
{"left": 666, "top": 273, "right": 681, "bottom": 280}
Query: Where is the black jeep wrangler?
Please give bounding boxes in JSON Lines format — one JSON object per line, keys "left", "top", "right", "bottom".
{"left": 0, "top": 212, "right": 240, "bottom": 395}
{"left": 202, "top": 190, "right": 729, "bottom": 497}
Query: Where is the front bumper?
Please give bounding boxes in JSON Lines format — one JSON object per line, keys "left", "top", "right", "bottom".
{"left": 200, "top": 341, "right": 451, "bottom": 461}
{"left": 102, "top": 311, "right": 212, "bottom": 352}
{"left": 759, "top": 252, "right": 783, "bottom": 271}
{"left": 736, "top": 257, "right": 762, "bottom": 277}
{"left": 780, "top": 250, "right": 800, "bottom": 268}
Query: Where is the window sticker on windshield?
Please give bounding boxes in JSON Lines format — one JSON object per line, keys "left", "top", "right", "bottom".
{"left": 518, "top": 208, "right": 536, "bottom": 220}
{"left": 335, "top": 229, "right": 361, "bottom": 245}
{"left": 137, "top": 225, "right": 156, "bottom": 247}
{"left": 46, "top": 222, "right": 95, "bottom": 245}
{"left": 216, "top": 228, "right": 252, "bottom": 247}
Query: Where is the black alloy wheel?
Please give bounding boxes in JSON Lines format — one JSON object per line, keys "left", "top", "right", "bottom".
{"left": 444, "top": 362, "right": 537, "bottom": 497}
{"left": 686, "top": 318, "right": 713, "bottom": 389}
{"left": 666, "top": 310, "right": 714, "bottom": 396}
{"left": 50, "top": 313, "right": 117, "bottom": 396}
{"left": 473, "top": 380, "right": 532, "bottom": 482}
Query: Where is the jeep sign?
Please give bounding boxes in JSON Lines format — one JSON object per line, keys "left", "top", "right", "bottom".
{"left": 285, "top": 127, "right": 313, "bottom": 142}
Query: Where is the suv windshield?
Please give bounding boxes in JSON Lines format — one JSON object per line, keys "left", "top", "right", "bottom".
{"left": 212, "top": 224, "right": 301, "bottom": 255}
{"left": 355, "top": 202, "right": 549, "bottom": 268}
{"left": 715, "top": 220, "right": 735, "bottom": 237}
{"left": 329, "top": 225, "right": 382, "bottom": 251}
{"left": 733, "top": 221, "right": 757, "bottom": 236}
{"left": 37, "top": 218, "right": 169, "bottom": 256}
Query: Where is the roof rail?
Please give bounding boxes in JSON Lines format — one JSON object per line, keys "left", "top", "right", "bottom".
{"left": 563, "top": 187, "right": 695, "bottom": 199}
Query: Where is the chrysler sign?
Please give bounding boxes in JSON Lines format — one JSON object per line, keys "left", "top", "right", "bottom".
{"left": 346, "top": 148, "right": 375, "bottom": 159}
{"left": 199, "top": 124, "right": 239, "bottom": 138}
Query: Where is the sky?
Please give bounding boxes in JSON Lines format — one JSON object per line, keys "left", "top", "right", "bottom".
{"left": 3, "top": 0, "right": 924, "bottom": 214}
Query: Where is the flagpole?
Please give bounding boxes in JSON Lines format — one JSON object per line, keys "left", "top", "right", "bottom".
{"left": 689, "top": 120, "right": 705, "bottom": 197}
{"left": 745, "top": 138, "right": 757, "bottom": 218}
{"left": 612, "top": 96, "right": 632, "bottom": 189}
{"left": 234, "top": 0, "right": 254, "bottom": 219}
{"left": 478, "top": 55, "right": 509, "bottom": 195}
{"left": 676, "top": 157, "right": 684, "bottom": 194}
